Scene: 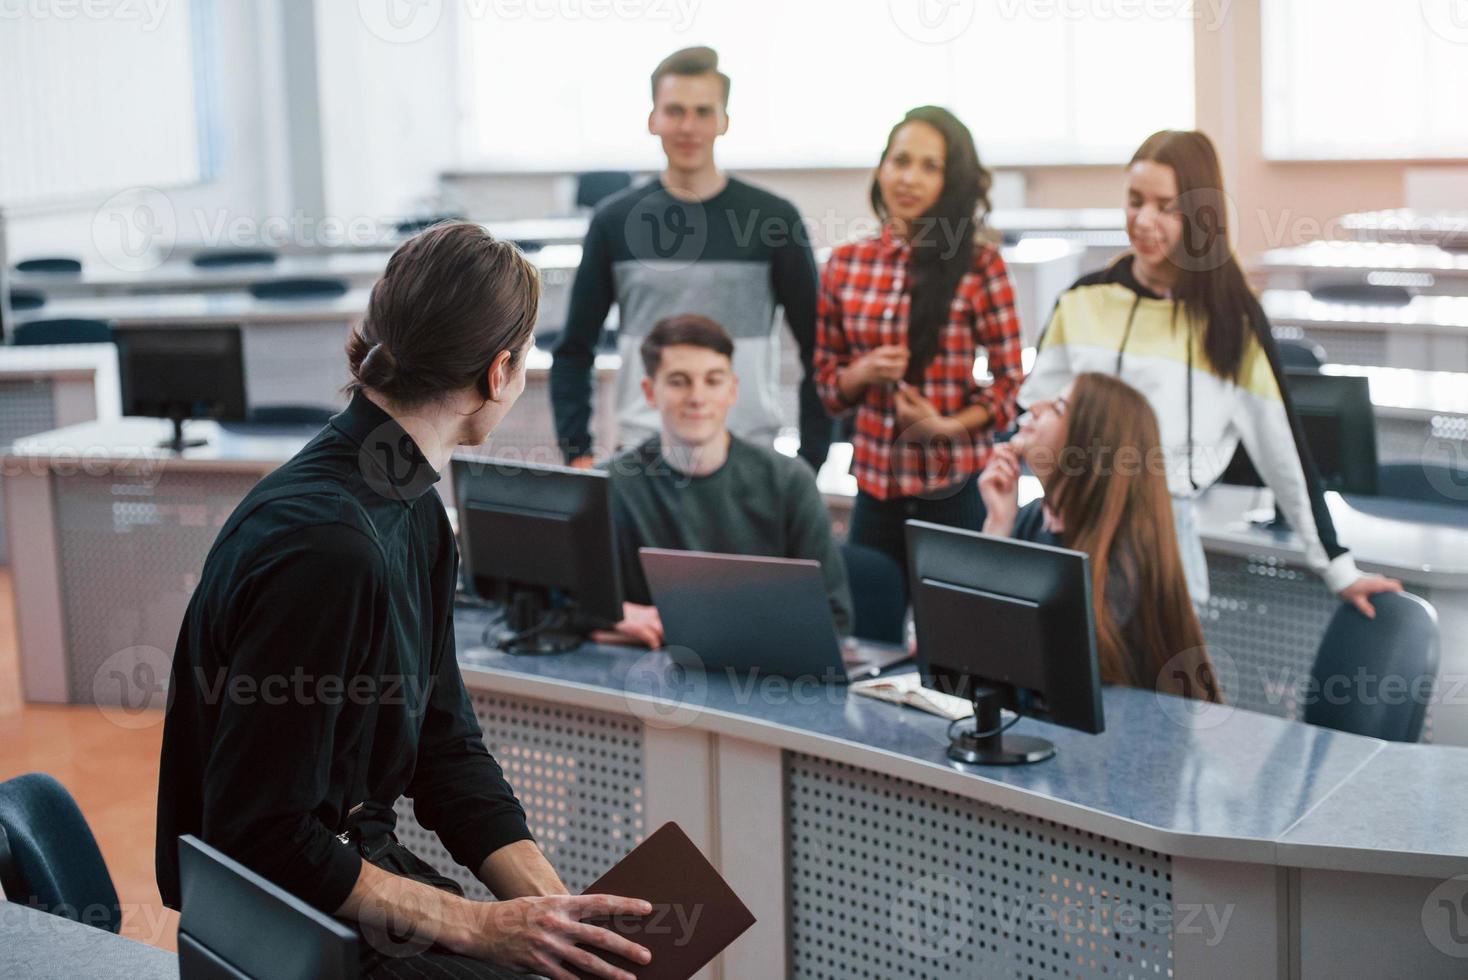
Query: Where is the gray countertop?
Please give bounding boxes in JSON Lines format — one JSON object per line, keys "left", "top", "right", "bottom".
{"left": 0, "top": 903, "right": 177, "bottom": 979}
{"left": 452, "top": 610, "right": 1468, "bottom": 875}
{"left": 1256, "top": 241, "right": 1468, "bottom": 280}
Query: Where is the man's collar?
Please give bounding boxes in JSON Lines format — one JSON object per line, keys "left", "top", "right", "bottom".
{"left": 330, "top": 391, "right": 442, "bottom": 503}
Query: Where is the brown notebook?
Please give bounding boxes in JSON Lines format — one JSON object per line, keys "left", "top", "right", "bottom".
{"left": 570, "top": 822, "right": 757, "bottom": 980}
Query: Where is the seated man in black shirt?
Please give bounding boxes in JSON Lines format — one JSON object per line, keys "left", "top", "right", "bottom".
{"left": 156, "top": 223, "right": 651, "bottom": 980}
{"left": 599, "top": 313, "right": 852, "bottom": 650}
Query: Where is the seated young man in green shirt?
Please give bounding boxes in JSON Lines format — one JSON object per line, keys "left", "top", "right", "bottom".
{"left": 598, "top": 313, "right": 853, "bottom": 650}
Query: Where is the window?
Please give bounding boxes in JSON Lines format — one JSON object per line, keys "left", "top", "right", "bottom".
{"left": 458, "top": 0, "right": 1194, "bottom": 170}
{"left": 0, "top": 0, "right": 208, "bottom": 207}
{"left": 1263, "top": 0, "right": 1468, "bottom": 161}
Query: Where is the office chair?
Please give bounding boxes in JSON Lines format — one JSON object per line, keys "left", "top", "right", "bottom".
{"left": 192, "top": 249, "right": 278, "bottom": 269}
{"left": 11, "top": 317, "right": 114, "bottom": 346}
{"left": 1274, "top": 337, "right": 1327, "bottom": 371}
{"left": 394, "top": 213, "right": 466, "bottom": 237}
{"left": 0, "top": 773, "right": 121, "bottom": 933}
{"left": 9, "top": 287, "right": 46, "bottom": 311}
{"left": 246, "top": 404, "right": 336, "bottom": 426}
{"left": 1375, "top": 462, "right": 1468, "bottom": 509}
{"left": 576, "top": 171, "right": 633, "bottom": 210}
{"left": 177, "top": 835, "right": 359, "bottom": 979}
{"left": 248, "top": 277, "right": 349, "bottom": 300}
{"left": 1309, "top": 282, "right": 1413, "bottom": 306}
{"left": 13, "top": 257, "right": 82, "bottom": 275}
{"left": 1305, "top": 591, "right": 1439, "bottom": 742}
{"left": 841, "top": 542, "right": 908, "bottom": 644}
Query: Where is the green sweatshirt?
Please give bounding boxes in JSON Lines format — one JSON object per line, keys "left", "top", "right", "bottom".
{"left": 608, "top": 435, "right": 853, "bottom": 634}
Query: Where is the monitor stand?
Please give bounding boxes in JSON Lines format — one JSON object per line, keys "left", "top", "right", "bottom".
{"left": 160, "top": 415, "right": 208, "bottom": 453}
{"left": 947, "top": 685, "right": 1055, "bottom": 766}
{"left": 493, "top": 589, "right": 585, "bottom": 655}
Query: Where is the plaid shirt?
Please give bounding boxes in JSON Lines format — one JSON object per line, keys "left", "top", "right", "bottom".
{"left": 815, "top": 227, "right": 1024, "bottom": 500}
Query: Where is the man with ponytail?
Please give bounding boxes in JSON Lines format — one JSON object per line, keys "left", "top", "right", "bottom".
{"left": 159, "top": 223, "right": 654, "bottom": 979}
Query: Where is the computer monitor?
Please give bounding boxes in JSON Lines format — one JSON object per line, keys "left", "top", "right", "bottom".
{"left": 177, "top": 835, "right": 358, "bottom": 979}
{"left": 905, "top": 520, "right": 1104, "bottom": 766}
{"left": 116, "top": 325, "right": 248, "bottom": 452}
{"left": 1221, "top": 370, "right": 1379, "bottom": 517}
{"left": 452, "top": 456, "right": 622, "bottom": 653}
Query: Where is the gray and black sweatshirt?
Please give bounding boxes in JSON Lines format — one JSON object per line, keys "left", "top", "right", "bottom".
{"left": 550, "top": 176, "right": 830, "bottom": 468}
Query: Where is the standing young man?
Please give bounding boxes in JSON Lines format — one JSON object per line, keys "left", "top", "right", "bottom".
{"left": 601, "top": 314, "right": 852, "bottom": 651}
{"left": 551, "top": 46, "right": 832, "bottom": 472}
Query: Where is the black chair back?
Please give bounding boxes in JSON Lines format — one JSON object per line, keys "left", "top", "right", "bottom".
{"left": 12, "top": 318, "right": 114, "bottom": 346}
{"left": 248, "top": 278, "right": 349, "bottom": 300}
{"left": 841, "top": 542, "right": 907, "bottom": 644}
{"left": 1274, "top": 337, "right": 1326, "bottom": 371}
{"left": 576, "top": 171, "right": 633, "bottom": 209}
{"left": 9, "top": 288, "right": 46, "bottom": 311}
{"left": 192, "top": 250, "right": 278, "bottom": 268}
{"left": 1306, "top": 591, "right": 1439, "bottom": 742}
{"left": 178, "top": 836, "right": 359, "bottom": 979}
{"left": 0, "top": 773, "right": 121, "bottom": 933}
{"left": 14, "top": 257, "right": 82, "bottom": 275}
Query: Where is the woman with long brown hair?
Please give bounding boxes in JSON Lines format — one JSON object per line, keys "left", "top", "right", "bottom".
{"left": 980, "top": 372, "right": 1219, "bottom": 701}
{"left": 1020, "top": 130, "right": 1399, "bottom": 617}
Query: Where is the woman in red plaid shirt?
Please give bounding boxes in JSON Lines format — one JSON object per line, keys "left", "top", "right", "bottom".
{"left": 815, "top": 106, "right": 1025, "bottom": 578}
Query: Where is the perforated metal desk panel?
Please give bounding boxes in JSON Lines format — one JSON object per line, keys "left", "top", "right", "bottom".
{"left": 425, "top": 627, "right": 1468, "bottom": 979}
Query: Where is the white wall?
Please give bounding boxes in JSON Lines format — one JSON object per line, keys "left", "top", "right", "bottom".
{"left": 313, "top": 0, "right": 461, "bottom": 224}
{"left": 7, "top": 0, "right": 295, "bottom": 266}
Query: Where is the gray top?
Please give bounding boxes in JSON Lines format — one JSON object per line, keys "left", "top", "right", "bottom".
{"left": 608, "top": 435, "right": 853, "bottom": 633}
{"left": 452, "top": 610, "right": 1468, "bottom": 875}
{"left": 0, "top": 903, "right": 177, "bottom": 979}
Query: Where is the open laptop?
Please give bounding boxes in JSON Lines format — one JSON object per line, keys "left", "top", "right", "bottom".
{"left": 639, "top": 548, "right": 913, "bottom": 682}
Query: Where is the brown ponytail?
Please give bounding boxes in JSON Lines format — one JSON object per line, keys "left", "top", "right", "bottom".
{"left": 345, "top": 221, "right": 540, "bottom": 407}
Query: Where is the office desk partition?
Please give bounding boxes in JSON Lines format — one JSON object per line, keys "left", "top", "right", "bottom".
{"left": 0, "top": 344, "right": 119, "bottom": 565}
{"left": 4, "top": 419, "right": 316, "bottom": 704}
{"left": 1262, "top": 289, "right": 1468, "bottom": 370}
{"left": 1316, "top": 363, "right": 1468, "bottom": 467}
{"left": 1256, "top": 241, "right": 1468, "bottom": 296}
{"left": 378, "top": 623, "right": 1468, "bottom": 979}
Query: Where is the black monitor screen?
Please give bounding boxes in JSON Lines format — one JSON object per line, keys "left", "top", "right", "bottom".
{"left": 117, "top": 325, "right": 248, "bottom": 424}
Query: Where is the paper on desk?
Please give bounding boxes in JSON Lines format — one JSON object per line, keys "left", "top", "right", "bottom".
{"left": 850, "top": 672, "right": 974, "bottom": 721}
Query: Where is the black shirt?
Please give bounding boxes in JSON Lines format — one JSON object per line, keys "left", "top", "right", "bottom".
{"left": 156, "top": 393, "right": 532, "bottom": 913}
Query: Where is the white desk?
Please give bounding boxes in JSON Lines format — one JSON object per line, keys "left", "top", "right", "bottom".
{"left": 1340, "top": 209, "right": 1468, "bottom": 250}
{"left": 1256, "top": 241, "right": 1468, "bottom": 295}
{"left": 1263, "top": 289, "right": 1468, "bottom": 370}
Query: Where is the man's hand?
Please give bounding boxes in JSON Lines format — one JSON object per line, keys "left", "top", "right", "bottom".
{"left": 978, "top": 443, "right": 1021, "bottom": 537}
{"left": 1339, "top": 573, "right": 1403, "bottom": 619}
{"left": 590, "top": 602, "right": 664, "bottom": 649}
{"left": 453, "top": 894, "right": 653, "bottom": 980}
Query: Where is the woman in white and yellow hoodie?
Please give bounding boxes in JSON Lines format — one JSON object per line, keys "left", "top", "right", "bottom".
{"left": 1021, "top": 130, "right": 1399, "bottom": 616}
